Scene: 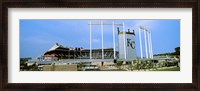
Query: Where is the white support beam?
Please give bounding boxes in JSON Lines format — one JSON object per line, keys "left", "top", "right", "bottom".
{"left": 101, "top": 21, "right": 104, "bottom": 59}
{"left": 139, "top": 26, "right": 143, "bottom": 59}
{"left": 123, "top": 22, "right": 126, "bottom": 59}
{"left": 89, "top": 21, "right": 92, "bottom": 59}
{"left": 147, "top": 31, "right": 151, "bottom": 59}
{"left": 144, "top": 29, "right": 148, "bottom": 59}
{"left": 112, "top": 21, "right": 116, "bottom": 59}
{"left": 150, "top": 31, "right": 153, "bottom": 58}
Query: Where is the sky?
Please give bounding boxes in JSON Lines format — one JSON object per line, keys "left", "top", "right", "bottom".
{"left": 20, "top": 19, "right": 180, "bottom": 59}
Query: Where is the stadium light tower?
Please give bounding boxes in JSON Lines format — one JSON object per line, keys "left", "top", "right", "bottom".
{"left": 101, "top": 21, "right": 104, "bottom": 59}
{"left": 139, "top": 26, "right": 143, "bottom": 59}
{"left": 89, "top": 21, "right": 123, "bottom": 60}
{"left": 89, "top": 21, "right": 92, "bottom": 59}
{"left": 112, "top": 21, "right": 116, "bottom": 59}
{"left": 139, "top": 26, "right": 153, "bottom": 59}
{"left": 149, "top": 31, "right": 153, "bottom": 58}
{"left": 144, "top": 28, "right": 148, "bottom": 59}
{"left": 147, "top": 30, "right": 151, "bottom": 58}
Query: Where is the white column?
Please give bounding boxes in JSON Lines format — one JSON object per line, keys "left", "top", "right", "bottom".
{"left": 112, "top": 21, "right": 116, "bottom": 59}
{"left": 139, "top": 27, "right": 143, "bottom": 59}
{"left": 89, "top": 21, "right": 92, "bottom": 59}
{"left": 122, "top": 22, "right": 126, "bottom": 59}
{"left": 147, "top": 31, "right": 151, "bottom": 59}
{"left": 144, "top": 29, "right": 148, "bottom": 59}
{"left": 150, "top": 31, "right": 153, "bottom": 58}
{"left": 101, "top": 21, "right": 104, "bottom": 59}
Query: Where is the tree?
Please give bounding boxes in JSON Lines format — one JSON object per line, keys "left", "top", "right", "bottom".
{"left": 174, "top": 47, "right": 180, "bottom": 55}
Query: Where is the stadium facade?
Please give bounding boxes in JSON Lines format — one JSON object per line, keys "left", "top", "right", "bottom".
{"left": 37, "top": 43, "right": 119, "bottom": 61}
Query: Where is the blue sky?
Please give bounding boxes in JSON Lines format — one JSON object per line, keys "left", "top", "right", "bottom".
{"left": 20, "top": 19, "right": 180, "bottom": 59}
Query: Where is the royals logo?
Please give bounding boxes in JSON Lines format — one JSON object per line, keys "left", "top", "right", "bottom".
{"left": 127, "top": 38, "right": 135, "bottom": 49}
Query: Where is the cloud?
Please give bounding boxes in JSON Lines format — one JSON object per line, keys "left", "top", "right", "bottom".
{"left": 92, "top": 38, "right": 100, "bottom": 43}
{"left": 131, "top": 20, "right": 158, "bottom": 32}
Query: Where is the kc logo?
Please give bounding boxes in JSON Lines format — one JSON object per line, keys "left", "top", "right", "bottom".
{"left": 127, "top": 38, "right": 135, "bottom": 49}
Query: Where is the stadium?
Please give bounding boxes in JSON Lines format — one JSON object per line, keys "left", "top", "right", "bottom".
{"left": 38, "top": 43, "right": 119, "bottom": 61}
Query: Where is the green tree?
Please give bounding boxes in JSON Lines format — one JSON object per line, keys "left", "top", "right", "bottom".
{"left": 174, "top": 47, "right": 180, "bottom": 55}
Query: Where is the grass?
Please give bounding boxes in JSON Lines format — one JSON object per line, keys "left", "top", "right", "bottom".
{"left": 152, "top": 66, "right": 180, "bottom": 71}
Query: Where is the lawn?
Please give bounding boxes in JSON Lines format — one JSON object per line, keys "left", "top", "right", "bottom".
{"left": 152, "top": 66, "right": 180, "bottom": 71}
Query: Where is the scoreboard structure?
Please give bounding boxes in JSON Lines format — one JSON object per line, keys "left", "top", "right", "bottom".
{"left": 118, "top": 28, "right": 137, "bottom": 60}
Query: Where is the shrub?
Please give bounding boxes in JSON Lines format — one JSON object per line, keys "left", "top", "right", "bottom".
{"left": 135, "top": 60, "right": 141, "bottom": 70}
{"left": 117, "top": 61, "right": 123, "bottom": 66}
{"left": 126, "top": 61, "right": 132, "bottom": 65}
{"left": 128, "top": 64, "right": 135, "bottom": 71}
{"left": 77, "top": 62, "right": 85, "bottom": 69}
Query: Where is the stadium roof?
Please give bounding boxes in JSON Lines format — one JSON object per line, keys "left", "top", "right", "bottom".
{"left": 48, "top": 43, "right": 61, "bottom": 51}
